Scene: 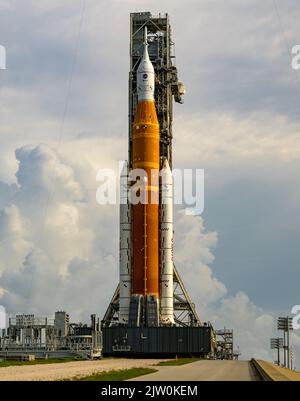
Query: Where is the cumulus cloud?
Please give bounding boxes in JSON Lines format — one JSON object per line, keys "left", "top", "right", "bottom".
{"left": 0, "top": 144, "right": 118, "bottom": 319}
{"left": 174, "top": 212, "right": 227, "bottom": 306}
{"left": 174, "top": 112, "right": 300, "bottom": 168}
{"left": 208, "top": 292, "right": 275, "bottom": 360}
{"left": 15, "top": 144, "right": 83, "bottom": 202}
{"left": 0, "top": 204, "right": 31, "bottom": 274}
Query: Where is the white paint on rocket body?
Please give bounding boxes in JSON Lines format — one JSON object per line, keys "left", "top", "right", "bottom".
{"left": 160, "top": 159, "right": 174, "bottom": 325}
{"left": 119, "top": 161, "right": 131, "bottom": 324}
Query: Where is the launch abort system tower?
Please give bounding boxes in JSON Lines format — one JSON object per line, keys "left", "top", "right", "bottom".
{"left": 102, "top": 12, "right": 215, "bottom": 357}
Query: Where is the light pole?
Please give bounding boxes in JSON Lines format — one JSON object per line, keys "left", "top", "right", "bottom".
{"left": 270, "top": 337, "right": 283, "bottom": 366}
{"left": 283, "top": 330, "right": 286, "bottom": 367}
{"left": 277, "top": 317, "right": 293, "bottom": 368}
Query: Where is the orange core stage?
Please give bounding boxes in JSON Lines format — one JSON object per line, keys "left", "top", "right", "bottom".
{"left": 132, "top": 99, "right": 160, "bottom": 298}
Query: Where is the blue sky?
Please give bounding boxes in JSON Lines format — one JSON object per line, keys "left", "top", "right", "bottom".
{"left": 0, "top": 0, "right": 300, "bottom": 361}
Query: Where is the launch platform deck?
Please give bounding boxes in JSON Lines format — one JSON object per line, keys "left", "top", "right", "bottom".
{"left": 103, "top": 326, "right": 213, "bottom": 358}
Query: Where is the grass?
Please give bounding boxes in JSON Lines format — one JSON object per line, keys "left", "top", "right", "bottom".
{"left": 0, "top": 357, "right": 83, "bottom": 368}
{"left": 68, "top": 367, "right": 158, "bottom": 381}
{"left": 157, "top": 357, "right": 200, "bottom": 366}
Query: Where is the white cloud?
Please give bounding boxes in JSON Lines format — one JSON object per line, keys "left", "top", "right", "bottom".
{"left": 0, "top": 204, "right": 32, "bottom": 274}
{"left": 208, "top": 292, "right": 275, "bottom": 360}
{"left": 174, "top": 112, "right": 300, "bottom": 169}
{"left": 174, "top": 212, "right": 227, "bottom": 306}
{"left": 0, "top": 143, "right": 118, "bottom": 318}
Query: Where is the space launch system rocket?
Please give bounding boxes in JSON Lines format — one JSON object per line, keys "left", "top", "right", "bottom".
{"left": 119, "top": 27, "right": 174, "bottom": 327}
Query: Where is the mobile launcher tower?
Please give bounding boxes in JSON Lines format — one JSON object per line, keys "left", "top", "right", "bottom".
{"left": 102, "top": 12, "right": 215, "bottom": 357}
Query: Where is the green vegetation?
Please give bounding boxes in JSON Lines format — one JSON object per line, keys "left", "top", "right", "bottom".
{"left": 157, "top": 358, "right": 200, "bottom": 366}
{"left": 0, "top": 357, "right": 82, "bottom": 368}
{"left": 69, "top": 367, "right": 158, "bottom": 381}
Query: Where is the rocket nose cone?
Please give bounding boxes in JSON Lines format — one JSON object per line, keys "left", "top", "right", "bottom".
{"left": 162, "top": 158, "right": 171, "bottom": 171}
{"left": 120, "top": 160, "right": 128, "bottom": 176}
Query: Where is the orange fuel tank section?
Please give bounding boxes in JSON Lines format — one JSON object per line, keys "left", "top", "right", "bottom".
{"left": 132, "top": 99, "right": 160, "bottom": 298}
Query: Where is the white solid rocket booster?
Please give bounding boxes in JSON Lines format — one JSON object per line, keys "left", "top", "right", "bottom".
{"left": 160, "top": 159, "right": 174, "bottom": 325}
{"left": 119, "top": 161, "right": 131, "bottom": 324}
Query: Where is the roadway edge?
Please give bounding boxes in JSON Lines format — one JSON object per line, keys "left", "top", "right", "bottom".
{"left": 251, "top": 359, "right": 274, "bottom": 381}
